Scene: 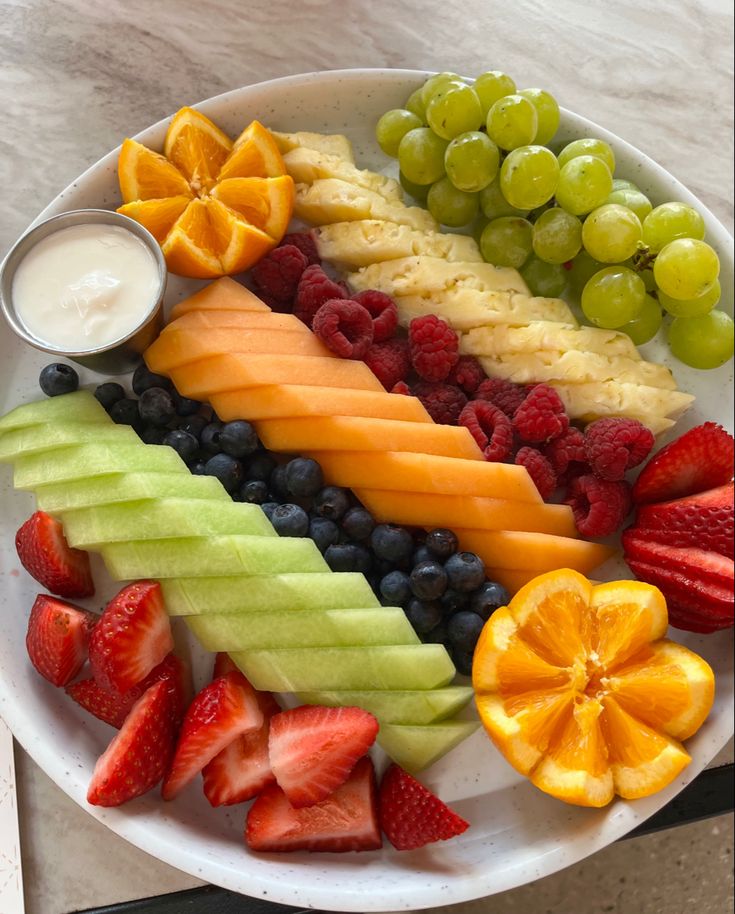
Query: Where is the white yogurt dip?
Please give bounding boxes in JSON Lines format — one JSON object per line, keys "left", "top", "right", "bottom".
{"left": 12, "top": 223, "right": 161, "bottom": 352}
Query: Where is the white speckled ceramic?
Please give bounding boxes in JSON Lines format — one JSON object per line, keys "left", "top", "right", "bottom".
{"left": 0, "top": 70, "right": 732, "bottom": 912}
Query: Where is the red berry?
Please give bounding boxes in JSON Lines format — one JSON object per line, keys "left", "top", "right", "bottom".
{"left": 584, "top": 418, "right": 655, "bottom": 481}
{"left": 474, "top": 377, "right": 527, "bottom": 418}
{"left": 408, "top": 315, "right": 459, "bottom": 382}
{"left": 294, "top": 265, "right": 347, "bottom": 327}
{"left": 26, "top": 594, "right": 97, "bottom": 687}
{"left": 565, "top": 474, "right": 632, "bottom": 537}
{"left": 251, "top": 245, "right": 308, "bottom": 306}
{"left": 447, "top": 355, "right": 485, "bottom": 394}
{"left": 364, "top": 338, "right": 411, "bottom": 390}
{"left": 515, "top": 446, "right": 557, "bottom": 500}
{"left": 513, "top": 383, "right": 569, "bottom": 443}
{"left": 413, "top": 382, "right": 468, "bottom": 425}
{"left": 391, "top": 381, "right": 411, "bottom": 396}
{"left": 15, "top": 511, "right": 94, "bottom": 598}
{"left": 313, "top": 299, "right": 374, "bottom": 359}
{"left": 458, "top": 400, "right": 513, "bottom": 461}
{"left": 281, "top": 231, "right": 320, "bottom": 265}
{"left": 352, "top": 290, "right": 399, "bottom": 342}
{"left": 544, "top": 427, "right": 588, "bottom": 476}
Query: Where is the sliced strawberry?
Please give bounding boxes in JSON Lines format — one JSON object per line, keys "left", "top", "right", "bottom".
{"left": 15, "top": 511, "right": 94, "bottom": 598}
{"left": 212, "top": 651, "right": 238, "bottom": 679}
{"left": 89, "top": 580, "right": 174, "bottom": 694}
{"left": 622, "top": 530, "right": 734, "bottom": 585}
{"left": 379, "top": 763, "right": 469, "bottom": 850}
{"left": 26, "top": 594, "right": 97, "bottom": 686}
{"left": 635, "top": 483, "right": 734, "bottom": 559}
{"left": 268, "top": 705, "right": 379, "bottom": 808}
{"left": 666, "top": 598, "right": 733, "bottom": 633}
{"left": 66, "top": 653, "right": 191, "bottom": 729}
{"left": 245, "top": 755, "right": 382, "bottom": 853}
{"left": 632, "top": 422, "right": 734, "bottom": 505}
{"left": 162, "top": 671, "right": 263, "bottom": 800}
{"left": 87, "top": 679, "right": 179, "bottom": 807}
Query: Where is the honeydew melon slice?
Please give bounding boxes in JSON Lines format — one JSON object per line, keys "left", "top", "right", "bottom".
{"left": 35, "top": 472, "right": 228, "bottom": 514}
{"left": 185, "top": 606, "right": 417, "bottom": 650}
{"left": 377, "top": 721, "right": 481, "bottom": 774}
{"left": 162, "top": 572, "right": 378, "bottom": 616}
{"left": 102, "top": 534, "right": 326, "bottom": 579}
{"left": 60, "top": 498, "right": 275, "bottom": 549}
{"left": 231, "top": 644, "right": 455, "bottom": 691}
{"left": 14, "top": 444, "right": 187, "bottom": 490}
{"left": 0, "top": 422, "right": 140, "bottom": 462}
{"left": 0, "top": 389, "right": 108, "bottom": 435}
{"left": 296, "top": 687, "right": 475, "bottom": 726}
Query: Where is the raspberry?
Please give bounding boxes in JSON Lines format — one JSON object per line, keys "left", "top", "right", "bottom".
{"left": 413, "top": 382, "right": 468, "bottom": 425}
{"left": 513, "top": 383, "right": 569, "bottom": 443}
{"left": 474, "top": 377, "right": 527, "bottom": 417}
{"left": 391, "top": 381, "right": 411, "bottom": 396}
{"left": 281, "top": 231, "right": 319, "bottom": 265}
{"left": 294, "top": 265, "right": 347, "bottom": 327}
{"left": 408, "top": 315, "right": 459, "bottom": 382}
{"left": 447, "top": 355, "right": 485, "bottom": 394}
{"left": 458, "top": 400, "right": 513, "bottom": 462}
{"left": 364, "top": 338, "right": 411, "bottom": 390}
{"left": 584, "top": 418, "right": 655, "bottom": 481}
{"left": 251, "top": 244, "right": 308, "bottom": 306}
{"left": 313, "top": 299, "right": 374, "bottom": 360}
{"left": 515, "top": 447, "right": 557, "bottom": 500}
{"left": 352, "top": 290, "right": 399, "bottom": 343}
{"left": 564, "top": 474, "right": 632, "bottom": 537}
{"left": 544, "top": 427, "right": 588, "bottom": 476}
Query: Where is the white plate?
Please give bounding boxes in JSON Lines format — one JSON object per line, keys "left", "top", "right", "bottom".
{"left": 0, "top": 69, "right": 733, "bottom": 912}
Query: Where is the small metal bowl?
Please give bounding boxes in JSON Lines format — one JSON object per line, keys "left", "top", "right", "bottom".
{"left": 0, "top": 209, "right": 167, "bottom": 375}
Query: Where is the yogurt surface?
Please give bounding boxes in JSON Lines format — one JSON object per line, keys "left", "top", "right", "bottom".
{"left": 12, "top": 223, "right": 161, "bottom": 351}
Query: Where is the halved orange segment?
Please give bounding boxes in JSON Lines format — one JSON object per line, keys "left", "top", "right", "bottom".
{"left": 218, "top": 120, "right": 287, "bottom": 179}
{"left": 211, "top": 176, "right": 294, "bottom": 239}
{"left": 205, "top": 197, "right": 275, "bottom": 274}
{"left": 117, "top": 196, "right": 192, "bottom": 242}
{"left": 164, "top": 107, "right": 233, "bottom": 194}
{"left": 161, "top": 199, "right": 222, "bottom": 279}
{"left": 591, "top": 580, "right": 668, "bottom": 672}
{"left": 118, "top": 139, "right": 193, "bottom": 203}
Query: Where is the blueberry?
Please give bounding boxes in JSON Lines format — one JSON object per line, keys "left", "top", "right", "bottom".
{"left": 447, "top": 610, "right": 484, "bottom": 653}
{"left": 379, "top": 570, "right": 411, "bottom": 605}
{"left": 239, "top": 479, "right": 270, "bottom": 504}
{"left": 341, "top": 506, "right": 375, "bottom": 542}
{"left": 373, "top": 557, "right": 396, "bottom": 579}
{"left": 132, "top": 362, "right": 172, "bottom": 395}
{"left": 138, "top": 387, "right": 176, "bottom": 427}
{"left": 189, "top": 459, "right": 207, "bottom": 475}
{"left": 405, "top": 598, "right": 443, "bottom": 634}
{"left": 201, "top": 421, "right": 224, "bottom": 455}
{"left": 440, "top": 587, "right": 468, "bottom": 616}
{"left": 451, "top": 646, "right": 475, "bottom": 677}
{"left": 421, "top": 621, "right": 449, "bottom": 645}
{"left": 163, "top": 429, "right": 198, "bottom": 462}
{"left": 370, "top": 524, "right": 414, "bottom": 566}
{"left": 411, "top": 544, "right": 433, "bottom": 567}
{"left": 271, "top": 503, "right": 309, "bottom": 537}
{"left": 285, "top": 457, "right": 324, "bottom": 498}
{"left": 261, "top": 501, "right": 280, "bottom": 521}
{"left": 140, "top": 426, "right": 166, "bottom": 445}
{"left": 309, "top": 516, "right": 340, "bottom": 553}
{"left": 409, "top": 561, "right": 448, "bottom": 601}
{"left": 469, "top": 581, "right": 510, "bottom": 621}
{"left": 172, "top": 392, "right": 202, "bottom": 417}
{"left": 269, "top": 464, "right": 291, "bottom": 499}
{"left": 352, "top": 544, "right": 373, "bottom": 575}
{"left": 204, "top": 453, "right": 244, "bottom": 493}
{"left": 247, "top": 452, "right": 277, "bottom": 483}
{"left": 425, "top": 528, "right": 458, "bottom": 560}
{"left": 444, "top": 551, "right": 486, "bottom": 592}
{"left": 313, "top": 486, "right": 351, "bottom": 521}
{"left": 177, "top": 414, "right": 208, "bottom": 440}
{"left": 220, "top": 420, "right": 259, "bottom": 458}
{"left": 94, "top": 381, "right": 125, "bottom": 411}
{"left": 109, "top": 397, "right": 141, "bottom": 428}
{"left": 39, "top": 363, "right": 79, "bottom": 397}
{"left": 324, "top": 543, "right": 362, "bottom": 572}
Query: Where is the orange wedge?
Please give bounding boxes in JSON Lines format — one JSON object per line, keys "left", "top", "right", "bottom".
{"left": 218, "top": 120, "right": 287, "bottom": 180}
{"left": 163, "top": 106, "right": 233, "bottom": 194}
{"left": 473, "top": 569, "right": 714, "bottom": 807}
{"left": 211, "top": 176, "right": 294, "bottom": 239}
{"left": 118, "top": 139, "right": 193, "bottom": 203}
{"left": 117, "top": 196, "right": 192, "bottom": 242}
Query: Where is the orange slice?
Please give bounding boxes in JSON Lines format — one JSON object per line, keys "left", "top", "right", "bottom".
{"left": 118, "top": 139, "right": 193, "bottom": 203}
{"left": 163, "top": 106, "right": 233, "bottom": 194}
{"left": 211, "top": 176, "right": 294, "bottom": 240}
{"left": 218, "top": 120, "right": 287, "bottom": 180}
{"left": 472, "top": 569, "right": 715, "bottom": 807}
{"left": 161, "top": 199, "right": 222, "bottom": 279}
{"left": 205, "top": 197, "right": 276, "bottom": 274}
{"left": 117, "top": 196, "right": 192, "bottom": 242}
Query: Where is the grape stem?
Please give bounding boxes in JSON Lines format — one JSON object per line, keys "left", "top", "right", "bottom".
{"left": 632, "top": 246, "right": 656, "bottom": 271}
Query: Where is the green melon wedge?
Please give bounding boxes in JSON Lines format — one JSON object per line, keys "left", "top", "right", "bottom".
{"left": 186, "top": 606, "right": 417, "bottom": 650}
{"left": 60, "top": 498, "right": 276, "bottom": 548}
{"left": 296, "top": 687, "right": 475, "bottom": 725}
{"left": 0, "top": 389, "right": 108, "bottom": 434}
{"left": 0, "top": 422, "right": 141, "bottom": 462}
{"left": 102, "top": 535, "right": 327, "bottom": 579}
{"left": 377, "top": 721, "right": 481, "bottom": 774}
{"left": 162, "top": 572, "right": 378, "bottom": 615}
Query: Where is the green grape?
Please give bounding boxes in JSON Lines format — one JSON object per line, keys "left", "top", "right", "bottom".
{"left": 555, "top": 155, "right": 613, "bottom": 216}
{"left": 518, "top": 88, "right": 560, "bottom": 145}
{"left": 581, "top": 266, "right": 646, "bottom": 329}
{"left": 619, "top": 294, "right": 663, "bottom": 345}
{"left": 558, "top": 138, "right": 616, "bottom": 174}
{"left": 426, "top": 84, "right": 483, "bottom": 140}
{"left": 472, "top": 215, "right": 490, "bottom": 245}
{"left": 479, "top": 216, "right": 534, "bottom": 269}
{"left": 400, "top": 170, "right": 430, "bottom": 202}
{"left": 499, "top": 145, "right": 560, "bottom": 210}
{"left": 479, "top": 176, "right": 529, "bottom": 219}
{"left": 568, "top": 249, "right": 604, "bottom": 293}
{"left": 612, "top": 178, "right": 638, "bottom": 192}
{"left": 405, "top": 87, "right": 427, "bottom": 122}
{"left": 427, "top": 177, "right": 479, "bottom": 227}
{"left": 486, "top": 94, "right": 538, "bottom": 151}
{"left": 658, "top": 279, "right": 721, "bottom": 317}
{"left": 605, "top": 188, "right": 652, "bottom": 223}
{"left": 653, "top": 238, "right": 719, "bottom": 300}
{"left": 375, "top": 109, "right": 423, "bottom": 157}
{"left": 639, "top": 268, "right": 656, "bottom": 292}
{"left": 668, "top": 310, "right": 735, "bottom": 369}
{"left": 642, "top": 202, "right": 706, "bottom": 253}
{"left": 421, "top": 72, "right": 463, "bottom": 106}
{"left": 520, "top": 255, "right": 568, "bottom": 297}
{"left": 397, "top": 128, "right": 448, "bottom": 185}
{"left": 444, "top": 131, "right": 500, "bottom": 192}
{"left": 473, "top": 70, "right": 517, "bottom": 117}
{"left": 581, "top": 203, "right": 643, "bottom": 263}
{"left": 532, "top": 207, "right": 583, "bottom": 264}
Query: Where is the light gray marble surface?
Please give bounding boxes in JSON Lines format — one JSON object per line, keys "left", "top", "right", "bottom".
{"left": 0, "top": 0, "right": 733, "bottom": 912}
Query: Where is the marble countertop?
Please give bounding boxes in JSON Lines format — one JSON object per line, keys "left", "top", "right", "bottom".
{"left": 1, "top": 0, "right": 733, "bottom": 912}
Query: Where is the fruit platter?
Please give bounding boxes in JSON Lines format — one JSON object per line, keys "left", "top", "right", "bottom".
{"left": 0, "top": 69, "right": 732, "bottom": 910}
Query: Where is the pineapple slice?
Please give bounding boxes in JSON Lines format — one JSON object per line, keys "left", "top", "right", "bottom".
{"left": 271, "top": 130, "right": 355, "bottom": 163}
{"left": 283, "top": 149, "right": 402, "bottom": 203}
{"left": 295, "top": 180, "right": 438, "bottom": 232}
{"left": 395, "top": 290, "right": 577, "bottom": 331}
{"left": 462, "top": 322, "right": 641, "bottom": 361}
{"left": 314, "top": 220, "right": 483, "bottom": 268}
{"left": 554, "top": 381, "right": 694, "bottom": 433}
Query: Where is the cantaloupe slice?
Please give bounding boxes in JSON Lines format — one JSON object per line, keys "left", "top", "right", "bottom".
{"left": 168, "top": 276, "right": 268, "bottom": 320}
{"left": 160, "top": 310, "right": 310, "bottom": 334}
{"left": 454, "top": 528, "right": 615, "bottom": 574}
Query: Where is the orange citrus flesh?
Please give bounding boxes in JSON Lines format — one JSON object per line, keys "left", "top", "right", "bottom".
{"left": 472, "top": 569, "right": 715, "bottom": 807}
{"left": 116, "top": 109, "right": 293, "bottom": 277}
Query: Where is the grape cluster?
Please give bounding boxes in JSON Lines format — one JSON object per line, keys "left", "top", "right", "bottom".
{"left": 376, "top": 71, "right": 733, "bottom": 371}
